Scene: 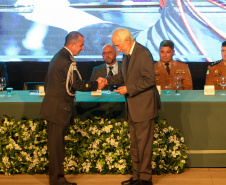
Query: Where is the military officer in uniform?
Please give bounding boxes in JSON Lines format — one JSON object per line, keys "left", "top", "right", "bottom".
{"left": 40, "top": 31, "right": 100, "bottom": 185}
{"left": 154, "top": 40, "right": 193, "bottom": 90}
{"left": 205, "top": 41, "right": 226, "bottom": 90}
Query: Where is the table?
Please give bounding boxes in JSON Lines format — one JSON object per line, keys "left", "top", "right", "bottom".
{"left": 0, "top": 90, "right": 226, "bottom": 167}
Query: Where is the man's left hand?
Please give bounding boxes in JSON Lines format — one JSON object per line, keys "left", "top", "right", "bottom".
{"left": 114, "top": 86, "right": 128, "bottom": 95}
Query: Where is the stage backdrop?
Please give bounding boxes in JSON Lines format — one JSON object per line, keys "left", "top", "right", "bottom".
{"left": 0, "top": 0, "right": 225, "bottom": 62}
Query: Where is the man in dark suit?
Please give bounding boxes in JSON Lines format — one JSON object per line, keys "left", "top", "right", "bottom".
{"left": 99, "top": 28, "right": 161, "bottom": 185}
{"left": 40, "top": 31, "right": 100, "bottom": 185}
{"left": 90, "top": 44, "right": 122, "bottom": 90}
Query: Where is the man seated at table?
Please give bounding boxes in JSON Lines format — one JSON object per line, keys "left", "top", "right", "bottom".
{"left": 90, "top": 44, "right": 122, "bottom": 90}
{"left": 0, "top": 62, "right": 8, "bottom": 87}
{"left": 154, "top": 40, "right": 193, "bottom": 90}
{"left": 205, "top": 41, "right": 226, "bottom": 90}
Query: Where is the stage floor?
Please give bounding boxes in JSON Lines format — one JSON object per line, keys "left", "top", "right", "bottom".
{"left": 0, "top": 168, "right": 226, "bottom": 185}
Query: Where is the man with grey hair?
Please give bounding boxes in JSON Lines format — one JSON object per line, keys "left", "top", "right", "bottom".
{"left": 99, "top": 28, "right": 161, "bottom": 185}
{"left": 90, "top": 44, "right": 122, "bottom": 90}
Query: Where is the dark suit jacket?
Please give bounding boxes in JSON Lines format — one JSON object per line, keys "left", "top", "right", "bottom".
{"left": 90, "top": 62, "right": 122, "bottom": 90}
{"left": 40, "top": 48, "right": 98, "bottom": 126}
{"left": 107, "top": 42, "right": 161, "bottom": 122}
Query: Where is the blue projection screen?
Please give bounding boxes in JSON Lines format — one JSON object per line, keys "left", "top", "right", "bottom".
{"left": 0, "top": 0, "right": 225, "bottom": 62}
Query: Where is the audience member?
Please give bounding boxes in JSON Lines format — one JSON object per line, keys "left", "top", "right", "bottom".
{"left": 90, "top": 44, "right": 122, "bottom": 90}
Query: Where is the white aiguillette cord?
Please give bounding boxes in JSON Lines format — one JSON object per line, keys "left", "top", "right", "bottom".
{"left": 66, "top": 56, "right": 82, "bottom": 97}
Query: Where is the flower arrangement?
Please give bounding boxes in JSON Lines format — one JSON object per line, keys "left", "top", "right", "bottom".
{"left": 0, "top": 116, "right": 187, "bottom": 175}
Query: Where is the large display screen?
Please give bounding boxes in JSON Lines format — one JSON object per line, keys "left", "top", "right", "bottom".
{"left": 0, "top": 0, "right": 225, "bottom": 62}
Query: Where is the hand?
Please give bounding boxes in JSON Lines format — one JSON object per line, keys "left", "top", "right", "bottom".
{"left": 96, "top": 77, "right": 108, "bottom": 90}
{"left": 114, "top": 86, "right": 128, "bottom": 95}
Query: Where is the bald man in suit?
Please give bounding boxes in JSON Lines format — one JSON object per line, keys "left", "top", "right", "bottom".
{"left": 90, "top": 44, "right": 122, "bottom": 90}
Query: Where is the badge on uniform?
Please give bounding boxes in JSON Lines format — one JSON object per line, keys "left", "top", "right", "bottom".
{"left": 86, "top": 84, "right": 89, "bottom": 88}
{"left": 155, "top": 70, "right": 160, "bottom": 76}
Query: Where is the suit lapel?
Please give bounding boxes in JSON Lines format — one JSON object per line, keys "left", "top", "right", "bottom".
{"left": 126, "top": 42, "right": 137, "bottom": 78}
{"left": 122, "top": 55, "right": 128, "bottom": 82}
{"left": 102, "top": 64, "right": 107, "bottom": 77}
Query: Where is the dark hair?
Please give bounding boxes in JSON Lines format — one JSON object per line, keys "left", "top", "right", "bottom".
{"left": 159, "top": 40, "right": 174, "bottom": 50}
{"left": 222, "top": 41, "right": 226, "bottom": 47}
{"left": 64, "top": 31, "right": 83, "bottom": 46}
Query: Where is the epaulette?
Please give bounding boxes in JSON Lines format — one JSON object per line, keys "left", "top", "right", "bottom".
{"left": 175, "top": 60, "right": 186, "bottom": 64}
{"left": 211, "top": 60, "right": 221, "bottom": 66}
{"left": 70, "top": 56, "right": 75, "bottom": 63}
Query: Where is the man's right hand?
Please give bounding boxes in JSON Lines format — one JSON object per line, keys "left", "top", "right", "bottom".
{"left": 96, "top": 77, "right": 108, "bottom": 90}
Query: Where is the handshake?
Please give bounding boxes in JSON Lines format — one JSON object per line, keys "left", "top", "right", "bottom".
{"left": 96, "top": 77, "right": 108, "bottom": 90}
{"left": 96, "top": 77, "right": 128, "bottom": 95}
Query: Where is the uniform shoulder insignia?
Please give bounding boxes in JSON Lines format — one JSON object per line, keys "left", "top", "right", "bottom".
{"left": 211, "top": 60, "right": 221, "bottom": 66}
{"left": 175, "top": 60, "right": 187, "bottom": 65}
{"left": 70, "top": 56, "right": 75, "bottom": 62}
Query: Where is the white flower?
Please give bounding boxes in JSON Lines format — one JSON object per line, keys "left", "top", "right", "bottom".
{"left": 151, "top": 161, "right": 156, "bottom": 169}
{"left": 65, "top": 135, "right": 70, "bottom": 140}
{"left": 105, "top": 155, "right": 113, "bottom": 163}
{"left": 163, "top": 128, "right": 168, "bottom": 133}
{"left": 6, "top": 144, "right": 13, "bottom": 150}
{"left": 115, "top": 122, "right": 121, "bottom": 126}
{"left": 70, "top": 129, "right": 75, "bottom": 135}
{"left": 168, "top": 136, "right": 174, "bottom": 143}
{"left": 2, "top": 156, "right": 9, "bottom": 165}
{"left": 161, "top": 150, "right": 166, "bottom": 157}
{"left": 102, "top": 125, "right": 112, "bottom": 133}
{"left": 99, "top": 119, "right": 104, "bottom": 124}
{"left": 96, "top": 161, "right": 103, "bottom": 172}
{"left": 82, "top": 161, "right": 91, "bottom": 172}
{"left": 171, "top": 151, "right": 177, "bottom": 158}
{"left": 168, "top": 126, "right": 174, "bottom": 131}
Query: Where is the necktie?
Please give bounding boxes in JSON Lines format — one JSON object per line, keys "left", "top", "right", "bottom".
{"left": 108, "top": 66, "right": 113, "bottom": 76}
{"left": 126, "top": 54, "right": 131, "bottom": 71}
{"left": 165, "top": 63, "right": 170, "bottom": 75}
